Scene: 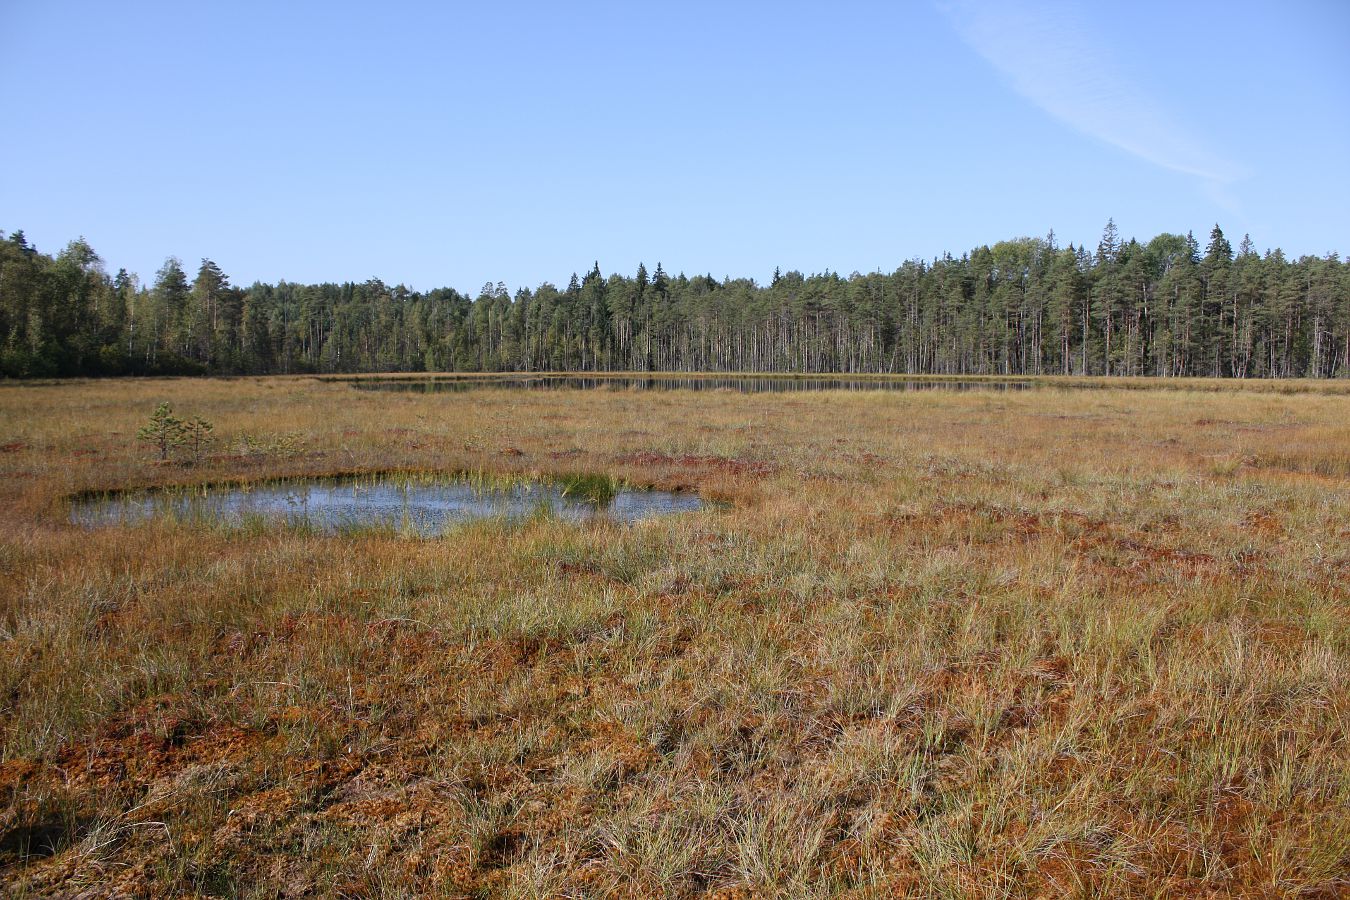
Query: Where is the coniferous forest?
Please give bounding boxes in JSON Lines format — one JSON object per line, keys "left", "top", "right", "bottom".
{"left": 2, "top": 221, "right": 1347, "bottom": 379}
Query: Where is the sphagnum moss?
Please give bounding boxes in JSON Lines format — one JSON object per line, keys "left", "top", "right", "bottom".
{"left": 0, "top": 375, "right": 1347, "bottom": 897}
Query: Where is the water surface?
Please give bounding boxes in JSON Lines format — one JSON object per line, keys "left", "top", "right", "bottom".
{"left": 342, "top": 375, "right": 1033, "bottom": 394}
{"left": 70, "top": 475, "right": 705, "bottom": 535}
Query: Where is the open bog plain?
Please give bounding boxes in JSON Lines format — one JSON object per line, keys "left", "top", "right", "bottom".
{"left": 1, "top": 375, "right": 1348, "bottom": 898}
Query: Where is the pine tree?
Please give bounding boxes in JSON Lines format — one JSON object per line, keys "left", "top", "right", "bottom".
{"left": 137, "top": 402, "right": 186, "bottom": 460}
{"left": 151, "top": 257, "right": 190, "bottom": 367}
{"left": 191, "top": 259, "right": 230, "bottom": 366}
{"left": 1201, "top": 225, "right": 1234, "bottom": 375}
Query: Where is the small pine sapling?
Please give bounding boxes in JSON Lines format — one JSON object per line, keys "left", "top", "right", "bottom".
{"left": 137, "top": 402, "right": 187, "bottom": 461}
{"left": 184, "top": 416, "right": 215, "bottom": 465}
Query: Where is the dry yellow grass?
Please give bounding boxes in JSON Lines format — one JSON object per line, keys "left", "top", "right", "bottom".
{"left": 1, "top": 376, "right": 1347, "bottom": 898}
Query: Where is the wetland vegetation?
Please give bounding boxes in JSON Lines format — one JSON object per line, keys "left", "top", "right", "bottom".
{"left": 0, "top": 376, "right": 1348, "bottom": 896}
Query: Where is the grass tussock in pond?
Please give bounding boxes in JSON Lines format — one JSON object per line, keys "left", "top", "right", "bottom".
{"left": 556, "top": 471, "right": 621, "bottom": 504}
{"left": 0, "top": 375, "right": 1347, "bottom": 897}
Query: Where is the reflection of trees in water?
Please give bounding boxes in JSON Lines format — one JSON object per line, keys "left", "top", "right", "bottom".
{"left": 352, "top": 377, "right": 1031, "bottom": 394}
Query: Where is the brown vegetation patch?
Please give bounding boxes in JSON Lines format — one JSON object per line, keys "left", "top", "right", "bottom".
{"left": 1250, "top": 450, "right": 1350, "bottom": 479}
{"left": 616, "top": 450, "right": 778, "bottom": 477}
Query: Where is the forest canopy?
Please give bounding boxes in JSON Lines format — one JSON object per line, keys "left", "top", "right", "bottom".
{"left": 1, "top": 223, "right": 1346, "bottom": 379}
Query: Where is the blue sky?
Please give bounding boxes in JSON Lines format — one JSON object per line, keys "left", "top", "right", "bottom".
{"left": 2, "top": 1, "right": 1346, "bottom": 292}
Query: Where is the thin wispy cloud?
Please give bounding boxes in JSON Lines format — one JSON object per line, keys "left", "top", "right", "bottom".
{"left": 940, "top": 1, "right": 1248, "bottom": 194}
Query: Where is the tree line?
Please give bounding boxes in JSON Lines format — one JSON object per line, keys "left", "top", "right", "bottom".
{"left": 2, "top": 222, "right": 1347, "bottom": 379}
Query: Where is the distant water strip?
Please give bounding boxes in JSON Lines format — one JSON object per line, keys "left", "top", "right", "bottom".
{"left": 339, "top": 375, "right": 1035, "bottom": 394}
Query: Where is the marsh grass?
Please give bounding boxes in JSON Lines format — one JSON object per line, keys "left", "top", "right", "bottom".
{"left": 557, "top": 472, "right": 622, "bottom": 504}
{"left": 0, "top": 375, "right": 1347, "bottom": 896}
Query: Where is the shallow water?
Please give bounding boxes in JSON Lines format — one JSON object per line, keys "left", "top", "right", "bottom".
{"left": 343, "top": 375, "right": 1033, "bottom": 393}
{"left": 70, "top": 476, "right": 705, "bottom": 535}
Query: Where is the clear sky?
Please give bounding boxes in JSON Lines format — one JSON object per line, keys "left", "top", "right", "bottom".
{"left": 2, "top": 1, "right": 1347, "bottom": 293}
